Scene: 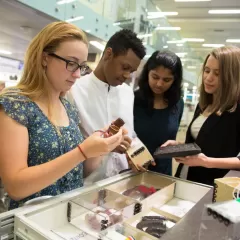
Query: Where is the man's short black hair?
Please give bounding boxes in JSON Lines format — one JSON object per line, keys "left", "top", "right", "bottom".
{"left": 105, "top": 29, "right": 146, "bottom": 59}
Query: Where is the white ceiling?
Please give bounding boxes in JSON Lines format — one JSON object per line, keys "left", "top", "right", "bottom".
{"left": 151, "top": 0, "right": 240, "bottom": 62}
{"left": 0, "top": 0, "right": 102, "bottom": 62}
{"left": 1, "top": 0, "right": 240, "bottom": 67}
{"left": 0, "top": 0, "right": 55, "bottom": 61}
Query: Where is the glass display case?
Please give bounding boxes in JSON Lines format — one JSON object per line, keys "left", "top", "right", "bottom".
{"left": 12, "top": 171, "right": 210, "bottom": 240}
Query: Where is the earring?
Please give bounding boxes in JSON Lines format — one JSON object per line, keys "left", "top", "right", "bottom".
{"left": 42, "top": 64, "right": 47, "bottom": 70}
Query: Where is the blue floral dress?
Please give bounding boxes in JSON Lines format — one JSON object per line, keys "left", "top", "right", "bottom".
{"left": 0, "top": 92, "right": 84, "bottom": 209}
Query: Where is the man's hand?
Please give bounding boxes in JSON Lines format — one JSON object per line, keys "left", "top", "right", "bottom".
{"left": 113, "top": 135, "right": 132, "bottom": 154}
{"left": 126, "top": 155, "right": 156, "bottom": 173}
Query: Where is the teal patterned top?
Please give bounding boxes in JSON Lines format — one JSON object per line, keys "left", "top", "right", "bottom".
{"left": 0, "top": 91, "right": 84, "bottom": 209}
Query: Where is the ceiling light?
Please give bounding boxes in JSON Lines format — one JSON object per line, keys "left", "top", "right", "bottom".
{"left": 183, "top": 38, "right": 205, "bottom": 42}
{"left": 155, "top": 27, "right": 181, "bottom": 31}
{"left": 0, "top": 50, "right": 12, "bottom": 55}
{"left": 183, "top": 82, "right": 189, "bottom": 87}
{"left": 148, "top": 12, "right": 178, "bottom": 16}
{"left": 175, "top": 0, "right": 212, "bottom": 2}
{"left": 209, "top": 10, "right": 240, "bottom": 14}
{"left": 57, "top": 0, "right": 76, "bottom": 4}
{"left": 163, "top": 45, "right": 168, "bottom": 48}
{"left": 187, "top": 66, "right": 197, "bottom": 69}
{"left": 177, "top": 43, "right": 183, "bottom": 46}
{"left": 181, "top": 58, "right": 200, "bottom": 62}
{"left": 202, "top": 44, "right": 224, "bottom": 48}
{"left": 137, "top": 33, "right": 153, "bottom": 38}
{"left": 147, "top": 16, "right": 165, "bottom": 19}
{"left": 85, "top": 30, "right": 91, "bottom": 33}
{"left": 144, "top": 55, "right": 151, "bottom": 58}
{"left": 66, "top": 16, "right": 84, "bottom": 23}
{"left": 147, "top": 12, "right": 178, "bottom": 19}
{"left": 167, "top": 40, "right": 185, "bottom": 44}
{"left": 20, "top": 26, "right": 32, "bottom": 32}
{"left": 226, "top": 39, "right": 240, "bottom": 43}
{"left": 163, "top": 12, "right": 178, "bottom": 16}
{"left": 113, "top": 22, "right": 121, "bottom": 26}
{"left": 89, "top": 41, "right": 105, "bottom": 51}
{"left": 176, "top": 52, "right": 188, "bottom": 57}
{"left": 175, "top": 0, "right": 211, "bottom": 1}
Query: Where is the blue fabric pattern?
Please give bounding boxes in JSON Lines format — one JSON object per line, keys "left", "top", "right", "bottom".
{"left": 0, "top": 91, "right": 84, "bottom": 209}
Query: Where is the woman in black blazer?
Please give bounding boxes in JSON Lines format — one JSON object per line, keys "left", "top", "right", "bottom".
{"left": 163, "top": 46, "right": 240, "bottom": 186}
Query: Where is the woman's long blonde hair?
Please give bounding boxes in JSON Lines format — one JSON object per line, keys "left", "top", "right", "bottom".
{"left": 0, "top": 22, "right": 87, "bottom": 128}
{"left": 199, "top": 46, "right": 240, "bottom": 114}
{"left": 1, "top": 21, "right": 87, "bottom": 100}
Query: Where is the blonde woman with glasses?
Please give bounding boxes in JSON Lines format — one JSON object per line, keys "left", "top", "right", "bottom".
{"left": 0, "top": 22, "right": 126, "bottom": 209}
{"left": 163, "top": 46, "right": 240, "bottom": 185}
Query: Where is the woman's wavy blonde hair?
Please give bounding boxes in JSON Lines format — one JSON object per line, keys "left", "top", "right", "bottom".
{"left": 1, "top": 21, "right": 87, "bottom": 100}
{"left": 199, "top": 46, "right": 240, "bottom": 114}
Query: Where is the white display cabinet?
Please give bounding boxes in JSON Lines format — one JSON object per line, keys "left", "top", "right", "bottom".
{"left": 2, "top": 172, "right": 211, "bottom": 240}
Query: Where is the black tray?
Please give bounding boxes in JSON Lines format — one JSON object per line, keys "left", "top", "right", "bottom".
{"left": 153, "top": 143, "right": 201, "bottom": 158}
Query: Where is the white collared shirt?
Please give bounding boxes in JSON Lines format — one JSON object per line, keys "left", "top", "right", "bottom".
{"left": 70, "top": 72, "right": 134, "bottom": 183}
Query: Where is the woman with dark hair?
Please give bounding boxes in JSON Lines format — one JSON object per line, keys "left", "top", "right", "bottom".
{"left": 134, "top": 50, "right": 184, "bottom": 175}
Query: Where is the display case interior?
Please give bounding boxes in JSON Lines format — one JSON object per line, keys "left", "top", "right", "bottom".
{"left": 123, "top": 207, "right": 180, "bottom": 240}
{"left": 156, "top": 179, "right": 210, "bottom": 218}
{"left": 105, "top": 172, "right": 176, "bottom": 210}
{"left": 21, "top": 188, "right": 140, "bottom": 239}
{"left": 105, "top": 172, "right": 209, "bottom": 218}
{"left": 67, "top": 189, "right": 141, "bottom": 236}
{"left": 13, "top": 172, "right": 211, "bottom": 240}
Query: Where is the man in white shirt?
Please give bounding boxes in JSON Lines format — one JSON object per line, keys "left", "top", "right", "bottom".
{"left": 70, "top": 29, "right": 146, "bottom": 183}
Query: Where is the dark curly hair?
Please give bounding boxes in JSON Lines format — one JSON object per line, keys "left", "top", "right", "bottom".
{"left": 104, "top": 29, "right": 146, "bottom": 59}
{"left": 135, "top": 50, "right": 183, "bottom": 110}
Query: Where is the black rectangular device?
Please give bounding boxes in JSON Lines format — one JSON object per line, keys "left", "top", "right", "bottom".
{"left": 153, "top": 143, "right": 201, "bottom": 158}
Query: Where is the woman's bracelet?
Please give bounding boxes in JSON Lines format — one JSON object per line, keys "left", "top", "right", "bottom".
{"left": 77, "top": 144, "right": 87, "bottom": 159}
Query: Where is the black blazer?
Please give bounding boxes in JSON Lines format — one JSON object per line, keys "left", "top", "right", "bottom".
{"left": 175, "top": 104, "right": 240, "bottom": 185}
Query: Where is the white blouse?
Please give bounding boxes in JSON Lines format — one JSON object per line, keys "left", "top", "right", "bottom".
{"left": 180, "top": 114, "right": 208, "bottom": 179}
{"left": 190, "top": 114, "right": 208, "bottom": 140}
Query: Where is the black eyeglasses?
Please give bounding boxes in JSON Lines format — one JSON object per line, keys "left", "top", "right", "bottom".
{"left": 48, "top": 53, "right": 89, "bottom": 75}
